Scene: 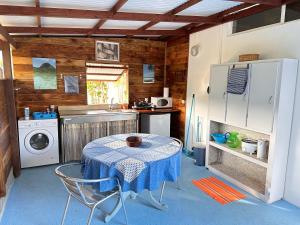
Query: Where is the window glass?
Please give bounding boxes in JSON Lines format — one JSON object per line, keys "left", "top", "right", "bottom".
{"left": 87, "top": 69, "right": 128, "bottom": 105}
{"left": 285, "top": 1, "right": 300, "bottom": 22}
{"left": 232, "top": 7, "right": 281, "bottom": 34}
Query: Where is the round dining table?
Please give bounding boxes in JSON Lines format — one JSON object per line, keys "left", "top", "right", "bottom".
{"left": 81, "top": 133, "right": 182, "bottom": 222}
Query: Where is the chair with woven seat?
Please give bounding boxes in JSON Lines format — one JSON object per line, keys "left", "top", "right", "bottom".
{"left": 55, "top": 163, "right": 128, "bottom": 225}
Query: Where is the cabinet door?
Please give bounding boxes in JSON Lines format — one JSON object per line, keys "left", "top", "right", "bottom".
{"left": 226, "top": 66, "right": 249, "bottom": 127}
{"left": 247, "top": 62, "right": 279, "bottom": 133}
{"left": 209, "top": 65, "right": 229, "bottom": 123}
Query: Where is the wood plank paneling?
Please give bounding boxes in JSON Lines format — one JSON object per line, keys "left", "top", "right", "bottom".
{"left": 0, "top": 40, "right": 20, "bottom": 197}
{"left": 13, "top": 37, "right": 166, "bottom": 116}
{"left": 166, "top": 37, "right": 189, "bottom": 141}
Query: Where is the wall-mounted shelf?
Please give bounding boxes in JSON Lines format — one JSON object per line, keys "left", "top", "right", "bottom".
{"left": 209, "top": 141, "right": 268, "bottom": 168}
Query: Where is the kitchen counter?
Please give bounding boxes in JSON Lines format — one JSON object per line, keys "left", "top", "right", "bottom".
{"left": 59, "top": 109, "right": 138, "bottom": 118}
{"left": 136, "top": 108, "right": 180, "bottom": 114}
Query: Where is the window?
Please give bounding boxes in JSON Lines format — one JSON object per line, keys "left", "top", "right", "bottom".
{"left": 232, "top": 7, "right": 282, "bottom": 34}
{"left": 285, "top": 1, "right": 300, "bottom": 22}
{"left": 86, "top": 63, "right": 129, "bottom": 105}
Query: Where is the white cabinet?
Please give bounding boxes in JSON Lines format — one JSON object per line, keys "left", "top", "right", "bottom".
{"left": 226, "top": 66, "right": 249, "bottom": 127}
{"left": 207, "top": 59, "right": 298, "bottom": 204}
{"left": 247, "top": 62, "right": 279, "bottom": 133}
{"left": 208, "top": 65, "right": 229, "bottom": 123}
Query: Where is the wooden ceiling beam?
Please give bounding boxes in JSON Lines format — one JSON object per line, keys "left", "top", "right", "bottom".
{"left": 228, "top": 0, "right": 281, "bottom": 5}
{"left": 5, "top": 27, "right": 187, "bottom": 36}
{"left": 0, "top": 24, "right": 16, "bottom": 48}
{"left": 0, "top": 5, "right": 218, "bottom": 24}
{"left": 88, "top": 0, "right": 128, "bottom": 36}
{"left": 35, "top": 0, "right": 42, "bottom": 37}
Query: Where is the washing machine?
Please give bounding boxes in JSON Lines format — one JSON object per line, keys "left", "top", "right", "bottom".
{"left": 18, "top": 118, "right": 59, "bottom": 168}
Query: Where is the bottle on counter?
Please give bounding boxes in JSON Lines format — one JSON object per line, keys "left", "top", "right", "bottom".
{"left": 24, "top": 107, "right": 30, "bottom": 120}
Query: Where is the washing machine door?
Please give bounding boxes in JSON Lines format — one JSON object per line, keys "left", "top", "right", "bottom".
{"left": 24, "top": 129, "right": 54, "bottom": 154}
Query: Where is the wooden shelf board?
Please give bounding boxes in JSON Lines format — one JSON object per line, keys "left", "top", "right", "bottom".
{"left": 208, "top": 163, "right": 267, "bottom": 198}
{"left": 209, "top": 141, "right": 268, "bottom": 168}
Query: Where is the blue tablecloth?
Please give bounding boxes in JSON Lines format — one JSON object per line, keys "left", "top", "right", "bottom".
{"left": 82, "top": 133, "right": 182, "bottom": 193}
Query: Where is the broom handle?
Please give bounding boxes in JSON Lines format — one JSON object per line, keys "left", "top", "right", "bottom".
{"left": 185, "top": 94, "right": 195, "bottom": 149}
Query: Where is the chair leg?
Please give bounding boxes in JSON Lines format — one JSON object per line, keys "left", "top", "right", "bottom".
{"left": 86, "top": 206, "right": 96, "bottom": 225}
{"left": 61, "top": 194, "right": 71, "bottom": 225}
{"left": 120, "top": 192, "right": 129, "bottom": 225}
{"left": 159, "top": 182, "right": 166, "bottom": 203}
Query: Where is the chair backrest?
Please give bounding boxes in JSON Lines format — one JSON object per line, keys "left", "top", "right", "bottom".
{"left": 55, "top": 163, "right": 99, "bottom": 205}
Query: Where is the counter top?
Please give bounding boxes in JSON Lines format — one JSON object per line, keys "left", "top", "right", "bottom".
{"left": 59, "top": 109, "right": 138, "bottom": 118}
{"left": 136, "top": 108, "right": 180, "bottom": 114}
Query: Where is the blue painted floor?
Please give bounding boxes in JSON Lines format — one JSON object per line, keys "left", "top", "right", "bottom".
{"left": 1, "top": 156, "right": 300, "bottom": 225}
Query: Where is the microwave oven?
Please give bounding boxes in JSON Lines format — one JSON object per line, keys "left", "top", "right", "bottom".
{"left": 151, "top": 97, "right": 172, "bottom": 108}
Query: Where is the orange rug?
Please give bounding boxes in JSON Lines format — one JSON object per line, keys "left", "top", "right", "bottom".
{"left": 192, "top": 176, "right": 246, "bottom": 205}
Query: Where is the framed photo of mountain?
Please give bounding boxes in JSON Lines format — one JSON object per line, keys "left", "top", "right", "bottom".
{"left": 96, "top": 41, "right": 119, "bottom": 61}
{"left": 32, "top": 57, "right": 57, "bottom": 89}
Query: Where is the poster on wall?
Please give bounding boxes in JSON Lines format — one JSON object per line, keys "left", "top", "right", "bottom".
{"left": 0, "top": 51, "right": 4, "bottom": 79}
{"left": 95, "top": 41, "right": 119, "bottom": 61}
{"left": 64, "top": 75, "right": 79, "bottom": 94}
{"left": 143, "top": 64, "right": 155, "bottom": 83}
{"left": 32, "top": 57, "right": 57, "bottom": 89}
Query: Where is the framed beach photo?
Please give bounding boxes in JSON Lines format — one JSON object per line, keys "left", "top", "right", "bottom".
{"left": 143, "top": 64, "right": 155, "bottom": 83}
{"left": 95, "top": 41, "right": 119, "bottom": 61}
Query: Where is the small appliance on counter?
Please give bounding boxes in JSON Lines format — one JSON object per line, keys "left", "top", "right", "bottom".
{"left": 151, "top": 97, "right": 172, "bottom": 109}
{"left": 132, "top": 100, "right": 153, "bottom": 110}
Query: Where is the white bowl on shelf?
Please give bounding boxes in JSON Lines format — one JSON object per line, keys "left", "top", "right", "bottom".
{"left": 241, "top": 139, "right": 258, "bottom": 155}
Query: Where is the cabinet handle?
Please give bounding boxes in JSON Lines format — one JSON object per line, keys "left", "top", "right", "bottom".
{"left": 223, "top": 92, "right": 226, "bottom": 99}
{"left": 268, "top": 96, "right": 273, "bottom": 104}
{"left": 243, "top": 92, "right": 247, "bottom": 101}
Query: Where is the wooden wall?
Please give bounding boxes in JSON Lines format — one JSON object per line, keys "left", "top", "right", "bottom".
{"left": 166, "top": 37, "right": 189, "bottom": 141}
{"left": 13, "top": 38, "right": 165, "bottom": 117}
{"left": 0, "top": 41, "right": 20, "bottom": 197}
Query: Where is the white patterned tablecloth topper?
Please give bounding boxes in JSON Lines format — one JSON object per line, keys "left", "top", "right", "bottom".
{"left": 82, "top": 133, "right": 182, "bottom": 189}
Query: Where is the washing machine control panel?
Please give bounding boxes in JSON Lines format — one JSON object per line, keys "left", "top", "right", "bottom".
{"left": 18, "top": 119, "right": 58, "bottom": 129}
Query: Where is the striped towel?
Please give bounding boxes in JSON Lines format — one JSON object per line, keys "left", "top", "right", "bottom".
{"left": 227, "top": 68, "right": 249, "bottom": 94}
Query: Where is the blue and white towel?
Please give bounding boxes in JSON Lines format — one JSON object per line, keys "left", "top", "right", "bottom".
{"left": 227, "top": 68, "right": 249, "bottom": 94}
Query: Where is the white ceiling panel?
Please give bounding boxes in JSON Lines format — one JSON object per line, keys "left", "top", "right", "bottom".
{"left": 40, "top": 0, "right": 118, "bottom": 10}
{"left": 119, "top": 0, "right": 187, "bottom": 14}
{"left": 177, "top": 0, "right": 242, "bottom": 16}
{"left": 0, "top": 0, "right": 35, "bottom": 6}
{"left": 149, "top": 22, "right": 188, "bottom": 30}
{"left": 101, "top": 20, "right": 149, "bottom": 29}
{"left": 0, "top": 16, "right": 36, "bottom": 27}
{"left": 41, "top": 17, "right": 98, "bottom": 28}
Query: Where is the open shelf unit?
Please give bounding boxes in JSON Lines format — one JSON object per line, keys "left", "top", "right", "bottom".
{"left": 209, "top": 141, "right": 268, "bottom": 168}
{"left": 207, "top": 120, "right": 271, "bottom": 202}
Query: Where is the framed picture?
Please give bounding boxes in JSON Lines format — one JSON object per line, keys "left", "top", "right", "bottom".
{"left": 32, "top": 57, "right": 57, "bottom": 89}
{"left": 64, "top": 75, "right": 79, "bottom": 94}
{"left": 95, "top": 41, "right": 119, "bottom": 61}
{"left": 143, "top": 64, "right": 155, "bottom": 83}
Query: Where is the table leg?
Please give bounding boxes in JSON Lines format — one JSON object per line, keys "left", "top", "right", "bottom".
{"left": 104, "top": 192, "right": 130, "bottom": 223}
{"left": 148, "top": 182, "right": 168, "bottom": 210}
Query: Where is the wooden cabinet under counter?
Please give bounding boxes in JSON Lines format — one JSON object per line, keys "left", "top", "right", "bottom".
{"left": 59, "top": 109, "right": 138, "bottom": 162}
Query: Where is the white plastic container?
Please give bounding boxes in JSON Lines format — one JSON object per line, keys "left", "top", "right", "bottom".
{"left": 241, "top": 139, "right": 257, "bottom": 155}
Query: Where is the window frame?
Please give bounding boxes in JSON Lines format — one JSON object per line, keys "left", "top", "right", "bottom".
{"left": 229, "top": 4, "right": 300, "bottom": 36}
